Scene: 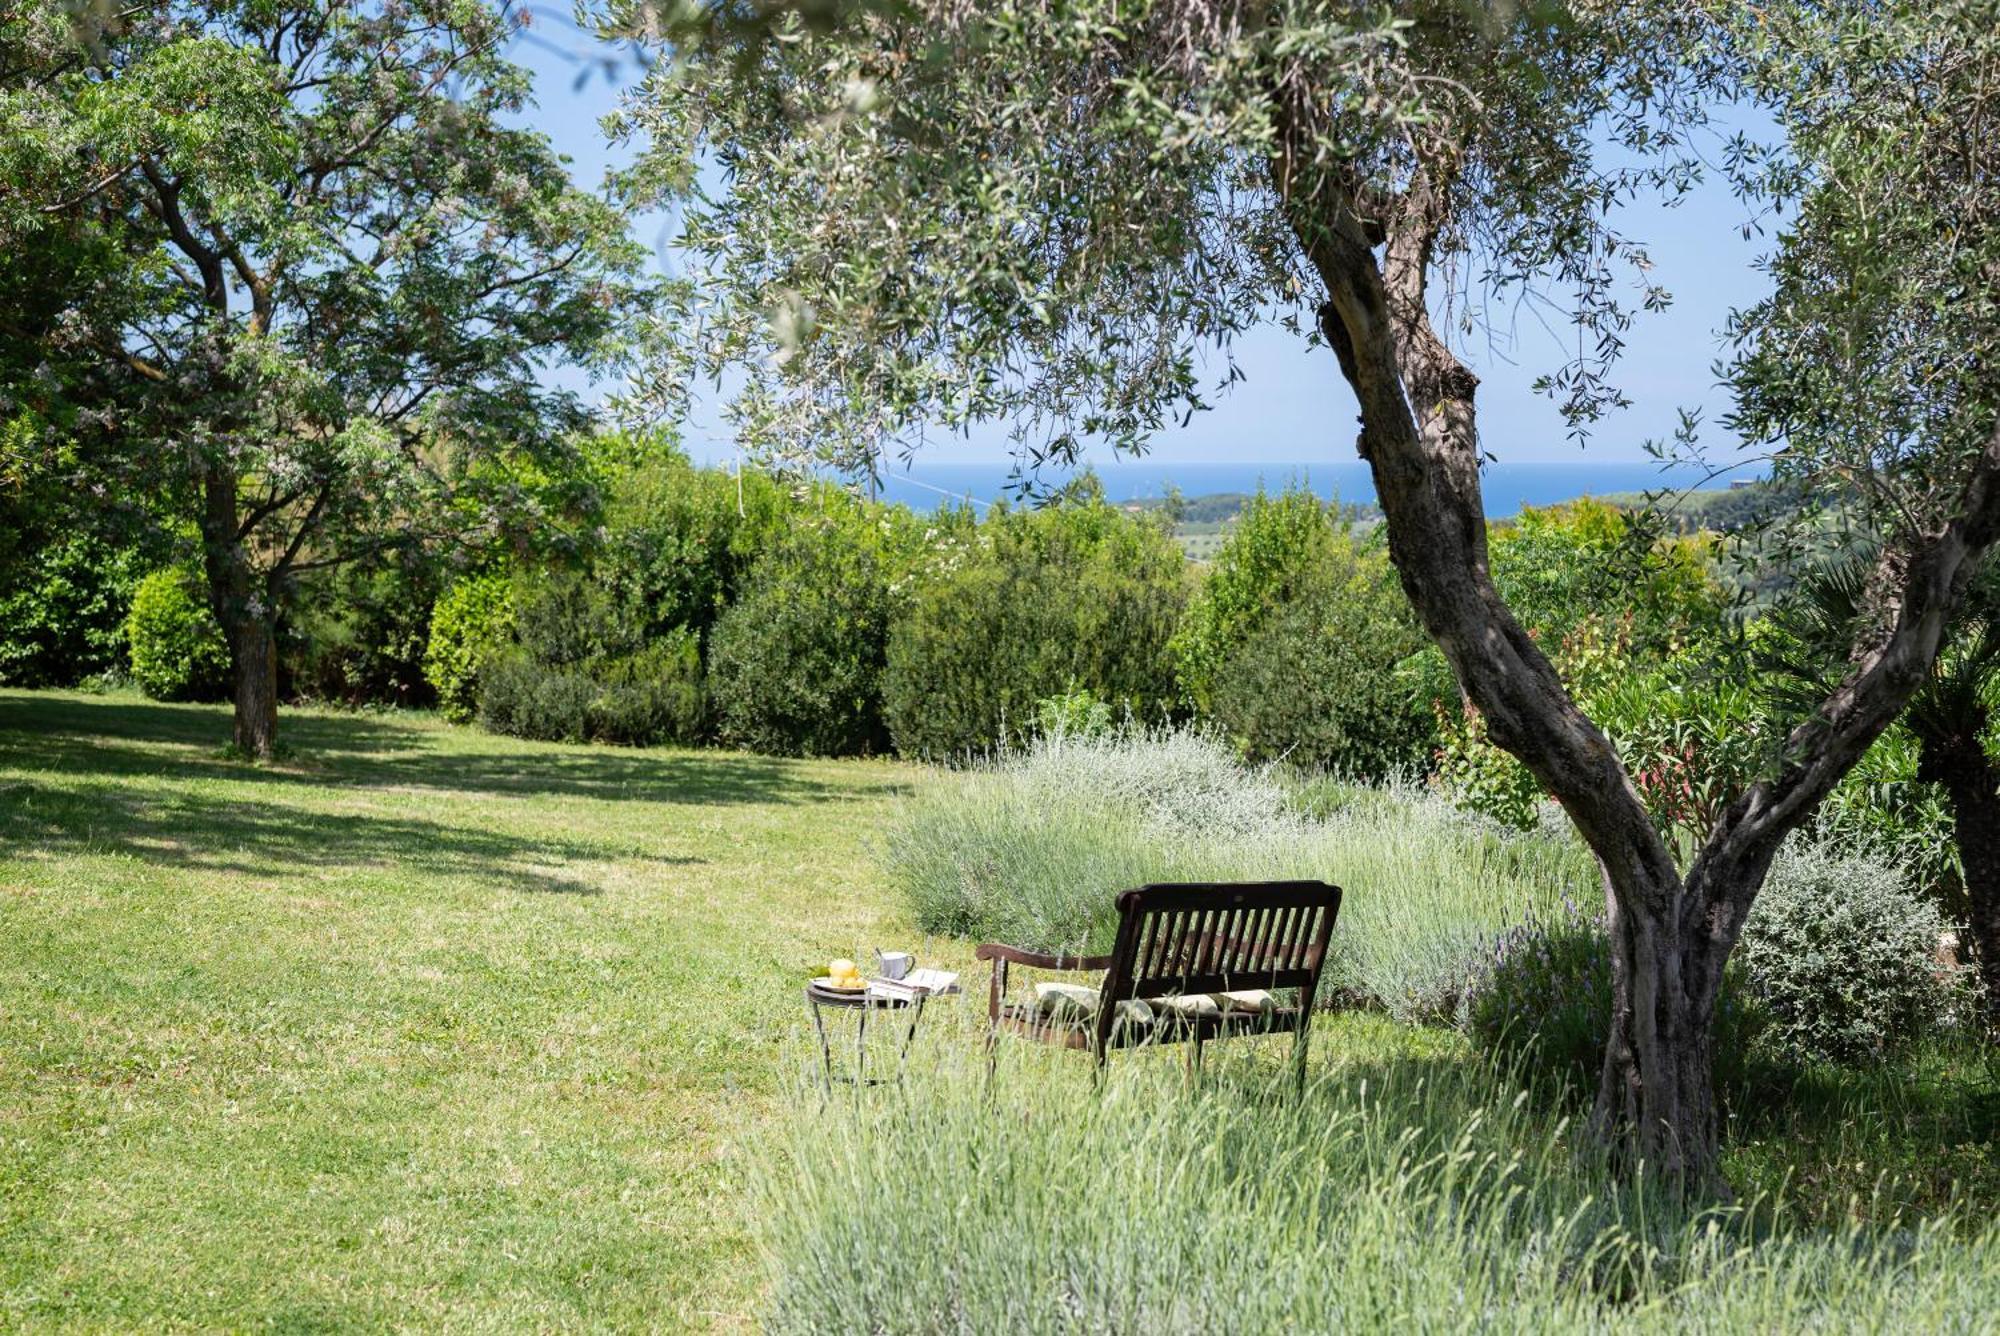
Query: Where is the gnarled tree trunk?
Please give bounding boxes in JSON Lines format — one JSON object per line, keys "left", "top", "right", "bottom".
{"left": 1918, "top": 723, "right": 2000, "bottom": 1028}
{"left": 1268, "top": 113, "right": 2000, "bottom": 1188}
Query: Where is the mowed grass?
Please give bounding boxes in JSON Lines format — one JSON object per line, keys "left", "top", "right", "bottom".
{"left": 0, "top": 689, "right": 940, "bottom": 1329}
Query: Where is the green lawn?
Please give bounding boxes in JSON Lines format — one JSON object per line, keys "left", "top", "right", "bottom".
{"left": 8, "top": 689, "right": 1998, "bottom": 1329}
{"left": 0, "top": 689, "right": 943, "bottom": 1329}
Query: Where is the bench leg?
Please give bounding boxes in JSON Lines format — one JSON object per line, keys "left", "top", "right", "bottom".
{"left": 1186, "top": 1031, "right": 1205, "bottom": 1087}
{"left": 1291, "top": 1022, "right": 1310, "bottom": 1100}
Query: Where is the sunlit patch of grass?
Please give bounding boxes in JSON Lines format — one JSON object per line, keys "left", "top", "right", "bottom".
{"left": 0, "top": 689, "right": 935, "bottom": 1329}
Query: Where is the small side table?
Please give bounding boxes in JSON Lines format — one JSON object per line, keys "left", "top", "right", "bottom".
{"left": 803, "top": 980, "right": 928, "bottom": 1091}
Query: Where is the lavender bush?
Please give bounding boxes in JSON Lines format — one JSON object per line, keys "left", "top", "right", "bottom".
{"left": 1461, "top": 901, "right": 1764, "bottom": 1103}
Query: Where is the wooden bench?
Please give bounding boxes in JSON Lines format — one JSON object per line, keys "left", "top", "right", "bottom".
{"left": 977, "top": 880, "right": 1342, "bottom": 1085}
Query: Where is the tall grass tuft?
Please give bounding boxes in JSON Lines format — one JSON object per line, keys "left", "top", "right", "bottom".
{"left": 752, "top": 1024, "right": 2000, "bottom": 1332}
{"left": 880, "top": 726, "right": 1597, "bottom": 1020}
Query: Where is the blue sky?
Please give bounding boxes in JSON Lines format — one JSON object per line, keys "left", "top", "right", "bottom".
{"left": 506, "top": 14, "right": 1773, "bottom": 481}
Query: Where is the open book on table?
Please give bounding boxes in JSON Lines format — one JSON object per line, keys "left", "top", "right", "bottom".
{"left": 865, "top": 968, "right": 959, "bottom": 1001}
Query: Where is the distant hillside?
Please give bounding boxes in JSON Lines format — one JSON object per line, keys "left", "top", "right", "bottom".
{"left": 1131, "top": 480, "right": 1788, "bottom": 560}
{"left": 1595, "top": 480, "right": 1797, "bottom": 533}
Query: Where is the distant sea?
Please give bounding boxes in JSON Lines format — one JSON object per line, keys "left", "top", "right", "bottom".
{"left": 866, "top": 458, "right": 1756, "bottom": 518}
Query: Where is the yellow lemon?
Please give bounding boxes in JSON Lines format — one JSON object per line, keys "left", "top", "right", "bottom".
{"left": 829, "top": 958, "right": 857, "bottom": 981}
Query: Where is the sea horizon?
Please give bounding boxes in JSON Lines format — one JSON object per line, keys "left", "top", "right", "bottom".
{"left": 857, "top": 457, "right": 1760, "bottom": 518}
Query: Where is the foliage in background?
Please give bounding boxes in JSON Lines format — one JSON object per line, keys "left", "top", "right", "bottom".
{"left": 477, "top": 630, "right": 705, "bottom": 749}
{"left": 283, "top": 550, "right": 443, "bottom": 709}
{"left": 1186, "top": 490, "right": 1434, "bottom": 779}
{"left": 424, "top": 573, "right": 518, "bottom": 725}
{"left": 883, "top": 480, "right": 1184, "bottom": 759}
{"left": 1435, "top": 501, "right": 1745, "bottom": 839}
{"left": 709, "top": 507, "right": 920, "bottom": 757}
{"left": 594, "top": 441, "right": 796, "bottom": 650}
{"left": 126, "top": 566, "right": 228, "bottom": 703}
{"left": 1741, "top": 842, "right": 1974, "bottom": 1067}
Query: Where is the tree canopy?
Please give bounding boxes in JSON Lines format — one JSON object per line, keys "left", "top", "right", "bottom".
{"left": 0, "top": 0, "right": 649, "bottom": 753}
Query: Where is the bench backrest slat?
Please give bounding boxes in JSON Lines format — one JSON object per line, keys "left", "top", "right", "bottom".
{"left": 1096, "top": 881, "right": 1341, "bottom": 1044}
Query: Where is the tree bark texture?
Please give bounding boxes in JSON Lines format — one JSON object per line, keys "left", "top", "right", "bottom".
{"left": 1270, "top": 117, "right": 2000, "bottom": 1188}
{"left": 201, "top": 468, "right": 281, "bottom": 760}
{"left": 1918, "top": 721, "right": 2000, "bottom": 1028}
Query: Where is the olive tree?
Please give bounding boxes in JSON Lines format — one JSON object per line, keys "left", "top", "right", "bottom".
{"left": 1, "top": 0, "right": 645, "bottom": 755}
{"left": 614, "top": 0, "right": 2000, "bottom": 1187}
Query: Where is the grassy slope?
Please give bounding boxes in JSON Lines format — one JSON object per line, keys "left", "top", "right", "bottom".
{"left": 0, "top": 690, "right": 937, "bottom": 1330}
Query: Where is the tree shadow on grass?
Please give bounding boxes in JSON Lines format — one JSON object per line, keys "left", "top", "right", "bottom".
{"left": 0, "top": 692, "right": 906, "bottom": 809}
{"left": 0, "top": 776, "right": 698, "bottom": 895}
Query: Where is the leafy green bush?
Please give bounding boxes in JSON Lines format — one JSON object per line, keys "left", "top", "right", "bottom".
{"left": 585, "top": 632, "right": 707, "bottom": 746}
{"left": 477, "top": 653, "right": 597, "bottom": 743}
{"left": 594, "top": 442, "right": 796, "bottom": 646}
{"left": 883, "top": 489, "right": 1184, "bottom": 759}
{"left": 1171, "top": 487, "right": 1346, "bottom": 714}
{"left": 0, "top": 529, "right": 151, "bottom": 687}
{"left": 1741, "top": 842, "right": 1972, "bottom": 1067}
{"left": 1209, "top": 559, "right": 1433, "bottom": 779}
{"left": 126, "top": 566, "right": 229, "bottom": 702}
{"left": 477, "top": 632, "right": 706, "bottom": 748}
{"left": 709, "top": 515, "right": 906, "bottom": 757}
{"left": 424, "top": 573, "right": 516, "bottom": 723}
{"left": 1462, "top": 901, "right": 1763, "bottom": 1104}
{"left": 287, "top": 550, "right": 443, "bottom": 707}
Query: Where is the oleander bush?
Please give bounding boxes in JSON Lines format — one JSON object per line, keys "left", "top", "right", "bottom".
{"left": 1740, "top": 841, "right": 1974, "bottom": 1067}
{"left": 125, "top": 565, "right": 229, "bottom": 702}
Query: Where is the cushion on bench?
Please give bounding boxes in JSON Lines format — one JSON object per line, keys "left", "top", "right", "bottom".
{"left": 1033, "top": 981, "right": 1153, "bottom": 1028}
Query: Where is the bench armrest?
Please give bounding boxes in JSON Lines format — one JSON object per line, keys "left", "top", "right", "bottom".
{"left": 976, "top": 944, "right": 1113, "bottom": 1025}
{"left": 974, "top": 944, "right": 1113, "bottom": 970}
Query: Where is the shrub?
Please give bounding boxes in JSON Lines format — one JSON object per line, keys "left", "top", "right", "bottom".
{"left": 1209, "top": 562, "right": 1433, "bottom": 779}
{"left": 425, "top": 573, "right": 516, "bottom": 722}
{"left": 883, "top": 491, "right": 1185, "bottom": 759}
{"left": 708, "top": 516, "right": 903, "bottom": 757}
{"left": 0, "top": 528, "right": 152, "bottom": 687}
{"left": 126, "top": 566, "right": 229, "bottom": 702}
{"left": 1740, "top": 841, "right": 1972, "bottom": 1067}
{"left": 585, "top": 632, "right": 707, "bottom": 746}
{"left": 1489, "top": 497, "right": 1725, "bottom": 656}
{"left": 881, "top": 726, "right": 1592, "bottom": 1017}
{"left": 754, "top": 1032, "right": 2000, "bottom": 1331}
{"left": 1462, "top": 900, "right": 1763, "bottom": 1103}
{"left": 1172, "top": 486, "right": 1345, "bottom": 714}
{"left": 476, "top": 653, "right": 596, "bottom": 743}
{"left": 595, "top": 443, "right": 796, "bottom": 645}
{"left": 476, "top": 632, "right": 706, "bottom": 748}
{"left": 287, "top": 550, "right": 442, "bottom": 708}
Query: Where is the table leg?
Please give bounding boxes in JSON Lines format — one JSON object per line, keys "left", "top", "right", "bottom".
{"left": 894, "top": 994, "right": 926, "bottom": 1084}
{"left": 855, "top": 998, "right": 869, "bottom": 1087}
{"left": 809, "top": 997, "right": 833, "bottom": 1094}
